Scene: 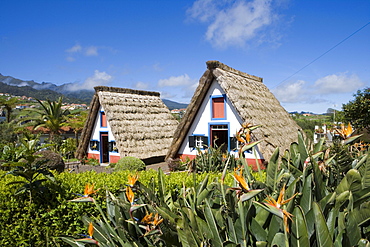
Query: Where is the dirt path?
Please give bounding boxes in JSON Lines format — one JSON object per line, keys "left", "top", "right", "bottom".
{"left": 66, "top": 162, "right": 169, "bottom": 173}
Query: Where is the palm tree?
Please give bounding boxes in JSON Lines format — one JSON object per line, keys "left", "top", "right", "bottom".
{"left": 19, "top": 97, "right": 70, "bottom": 142}
{"left": 0, "top": 96, "right": 18, "bottom": 123}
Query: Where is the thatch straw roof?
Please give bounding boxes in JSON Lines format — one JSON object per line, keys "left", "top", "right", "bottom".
{"left": 76, "top": 86, "right": 179, "bottom": 161}
{"left": 166, "top": 61, "right": 302, "bottom": 161}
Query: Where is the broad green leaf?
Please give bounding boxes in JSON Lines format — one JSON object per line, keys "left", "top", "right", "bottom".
{"left": 156, "top": 206, "right": 179, "bottom": 225}
{"left": 297, "top": 131, "right": 308, "bottom": 163}
{"left": 254, "top": 201, "right": 283, "bottom": 219}
{"left": 313, "top": 202, "right": 334, "bottom": 247}
{"left": 267, "top": 216, "right": 282, "bottom": 244}
{"left": 313, "top": 137, "right": 325, "bottom": 153}
{"left": 254, "top": 203, "right": 271, "bottom": 226}
{"left": 59, "top": 237, "right": 85, "bottom": 247}
{"left": 239, "top": 189, "right": 264, "bottom": 202}
{"left": 204, "top": 199, "right": 223, "bottom": 247}
{"left": 271, "top": 232, "right": 286, "bottom": 247}
{"left": 241, "top": 140, "right": 263, "bottom": 153}
{"left": 157, "top": 168, "right": 166, "bottom": 202}
{"left": 227, "top": 216, "right": 238, "bottom": 244}
{"left": 343, "top": 134, "right": 362, "bottom": 145}
{"left": 266, "top": 148, "right": 280, "bottom": 191}
{"left": 291, "top": 206, "right": 309, "bottom": 247}
{"left": 335, "top": 191, "right": 349, "bottom": 208}
{"left": 318, "top": 192, "right": 336, "bottom": 212}
{"left": 346, "top": 210, "right": 362, "bottom": 246}
{"left": 333, "top": 229, "right": 344, "bottom": 247}
{"left": 346, "top": 169, "right": 362, "bottom": 195}
{"left": 312, "top": 159, "right": 327, "bottom": 201}
{"left": 362, "top": 154, "right": 370, "bottom": 188}
{"left": 250, "top": 218, "right": 267, "bottom": 241}
{"left": 197, "top": 214, "right": 212, "bottom": 240}
{"left": 300, "top": 174, "right": 312, "bottom": 214}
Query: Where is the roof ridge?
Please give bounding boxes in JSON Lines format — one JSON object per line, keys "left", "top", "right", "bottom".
{"left": 206, "top": 60, "right": 263, "bottom": 82}
{"left": 94, "top": 86, "right": 160, "bottom": 97}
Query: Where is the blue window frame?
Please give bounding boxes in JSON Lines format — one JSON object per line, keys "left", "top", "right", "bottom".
{"left": 210, "top": 95, "right": 227, "bottom": 120}
{"left": 100, "top": 111, "right": 107, "bottom": 128}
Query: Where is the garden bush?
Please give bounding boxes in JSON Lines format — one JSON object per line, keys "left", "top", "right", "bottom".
{"left": 114, "top": 156, "right": 146, "bottom": 171}
{"left": 59, "top": 132, "right": 370, "bottom": 246}
{"left": 34, "top": 150, "right": 65, "bottom": 172}
{"left": 0, "top": 169, "right": 240, "bottom": 246}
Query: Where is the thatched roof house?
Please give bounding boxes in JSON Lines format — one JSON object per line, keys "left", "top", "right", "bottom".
{"left": 166, "top": 61, "right": 302, "bottom": 164}
{"left": 76, "top": 86, "right": 179, "bottom": 164}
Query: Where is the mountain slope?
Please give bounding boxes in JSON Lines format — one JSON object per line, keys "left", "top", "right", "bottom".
{"left": 0, "top": 74, "right": 188, "bottom": 109}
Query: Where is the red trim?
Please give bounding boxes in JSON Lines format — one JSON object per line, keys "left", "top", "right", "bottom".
{"left": 101, "top": 112, "right": 107, "bottom": 127}
{"left": 109, "top": 155, "right": 120, "bottom": 163}
{"left": 176, "top": 154, "right": 266, "bottom": 171}
{"left": 87, "top": 153, "right": 100, "bottom": 160}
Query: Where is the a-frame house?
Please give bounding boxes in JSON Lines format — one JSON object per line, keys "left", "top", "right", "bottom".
{"left": 76, "top": 86, "right": 179, "bottom": 164}
{"left": 166, "top": 61, "right": 302, "bottom": 167}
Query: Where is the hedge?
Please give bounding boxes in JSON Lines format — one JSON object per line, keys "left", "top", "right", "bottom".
{"left": 0, "top": 169, "right": 263, "bottom": 246}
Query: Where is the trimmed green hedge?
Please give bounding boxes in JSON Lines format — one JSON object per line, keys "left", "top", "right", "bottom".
{"left": 0, "top": 170, "right": 264, "bottom": 246}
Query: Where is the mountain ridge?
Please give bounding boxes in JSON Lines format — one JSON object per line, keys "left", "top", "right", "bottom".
{"left": 0, "top": 73, "right": 188, "bottom": 109}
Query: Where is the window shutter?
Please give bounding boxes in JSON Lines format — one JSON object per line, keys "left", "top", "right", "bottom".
{"left": 188, "top": 136, "right": 195, "bottom": 148}
{"left": 201, "top": 136, "right": 208, "bottom": 148}
{"left": 230, "top": 137, "right": 237, "bottom": 150}
{"left": 90, "top": 141, "right": 100, "bottom": 151}
{"left": 212, "top": 97, "right": 225, "bottom": 119}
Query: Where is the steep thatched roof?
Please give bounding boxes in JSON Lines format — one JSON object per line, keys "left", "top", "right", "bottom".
{"left": 76, "top": 86, "right": 179, "bottom": 161}
{"left": 166, "top": 61, "right": 302, "bottom": 161}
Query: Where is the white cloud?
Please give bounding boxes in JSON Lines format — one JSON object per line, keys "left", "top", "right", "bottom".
{"left": 64, "top": 70, "right": 113, "bottom": 91}
{"left": 66, "top": 56, "right": 75, "bottom": 62}
{"left": 134, "top": 81, "right": 149, "bottom": 90}
{"left": 272, "top": 80, "right": 308, "bottom": 103}
{"left": 187, "top": 0, "right": 276, "bottom": 48}
{"left": 65, "top": 43, "right": 104, "bottom": 61}
{"left": 313, "top": 73, "right": 364, "bottom": 94}
{"left": 85, "top": 46, "right": 98, "bottom": 56}
{"left": 158, "top": 74, "right": 194, "bottom": 87}
{"left": 66, "top": 44, "right": 82, "bottom": 53}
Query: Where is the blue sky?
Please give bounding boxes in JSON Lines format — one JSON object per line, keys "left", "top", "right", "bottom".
{"left": 1, "top": 0, "right": 369, "bottom": 113}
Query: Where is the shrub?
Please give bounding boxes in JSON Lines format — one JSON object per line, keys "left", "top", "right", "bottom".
{"left": 114, "top": 156, "right": 145, "bottom": 171}
{"left": 61, "top": 132, "right": 370, "bottom": 246}
{"left": 34, "top": 150, "right": 65, "bottom": 172}
{"left": 86, "top": 157, "right": 99, "bottom": 166}
{"left": 1, "top": 169, "right": 241, "bottom": 246}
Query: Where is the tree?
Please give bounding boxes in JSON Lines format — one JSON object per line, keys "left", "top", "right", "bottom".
{"left": 0, "top": 96, "right": 18, "bottom": 123}
{"left": 342, "top": 88, "right": 370, "bottom": 131}
{"left": 65, "top": 110, "right": 87, "bottom": 146}
{"left": 19, "top": 97, "right": 70, "bottom": 142}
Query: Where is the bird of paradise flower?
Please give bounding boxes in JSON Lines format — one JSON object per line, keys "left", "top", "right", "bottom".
{"left": 127, "top": 173, "right": 139, "bottom": 187}
{"left": 230, "top": 167, "right": 264, "bottom": 202}
{"left": 255, "top": 185, "right": 297, "bottom": 233}
{"left": 137, "top": 212, "right": 164, "bottom": 236}
{"left": 71, "top": 183, "right": 100, "bottom": 202}
{"left": 74, "top": 222, "right": 99, "bottom": 245}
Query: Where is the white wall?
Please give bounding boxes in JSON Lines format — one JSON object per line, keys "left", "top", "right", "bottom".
{"left": 178, "top": 80, "right": 262, "bottom": 159}
{"left": 88, "top": 105, "right": 118, "bottom": 155}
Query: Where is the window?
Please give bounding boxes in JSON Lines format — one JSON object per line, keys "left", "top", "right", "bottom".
{"left": 195, "top": 136, "right": 204, "bottom": 148}
{"left": 189, "top": 135, "right": 208, "bottom": 149}
{"left": 109, "top": 141, "right": 118, "bottom": 153}
{"left": 90, "top": 140, "right": 100, "bottom": 151}
{"left": 212, "top": 96, "right": 225, "bottom": 119}
{"left": 101, "top": 112, "right": 107, "bottom": 127}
